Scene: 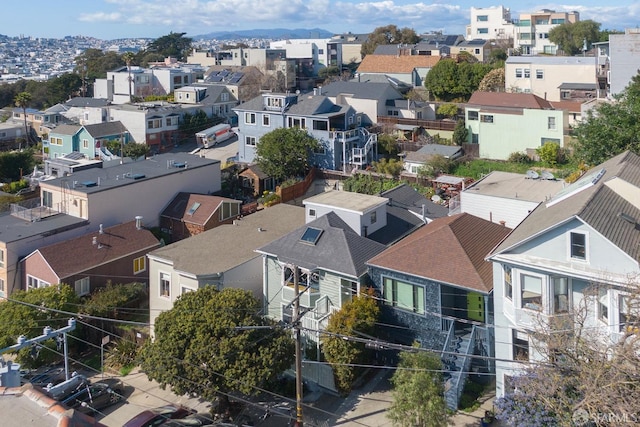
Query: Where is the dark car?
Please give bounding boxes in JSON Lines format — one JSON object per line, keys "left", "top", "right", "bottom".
{"left": 29, "top": 366, "right": 68, "bottom": 388}
{"left": 41, "top": 373, "right": 89, "bottom": 401}
{"left": 61, "top": 378, "right": 124, "bottom": 414}
{"left": 123, "top": 404, "right": 196, "bottom": 427}
{"left": 160, "top": 413, "right": 215, "bottom": 426}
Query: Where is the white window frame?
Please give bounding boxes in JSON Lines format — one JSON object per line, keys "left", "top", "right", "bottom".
{"left": 597, "top": 286, "right": 609, "bottom": 324}
{"left": 82, "top": 139, "right": 89, "bottom": 149}
{"left": 245, "top": 136, "right": 257, "bottom": 146}
{"left": 519, "top": 272, "right": 543, "bottom": 312}
{"left": 548, "top": 116, "right": 556, "bottom": 130}
{"left": 262, "top": 114, "right": 270, "bottom": 126}
{"left": 536, "top": 69, "right": 544, "bottom": 79}
{"left": 568, "top": 231, "right": 588, "bottom": 261}
{"left": 27, "top": 275, "right": 50, "bottom": 290}
{"left": 181, "top": 285, "right": 196, "bottom": 295}
{"left": 75, "top": 276, "right": 90, "bottom": 296}
{"left": 133, "top": 256, "right": 146, "bottom": 274}
{"left": 245, "top": 112, "right": 256, "bottom": 125}
{"left": 0, "top": 248, "right": 4, "bottom": 268}
{"left": 504, "top": 265, "right": 513, "bottom": 301}
{"left": 0, "top": 278, "right": 4, "bottom": 298}
{"left": 551, "top": 276, "right": 570, "bottom": 314}
{"left": 160, "top": 272, "right": 171, "bottom": 298}
{"left": 515, "top": 68, "right": 522, "bottom": 78}
{"left": 524, "top": 69, "right": 530, "bottom": 79}
{"left": 383, "top": 276, "right": 426, "bottom": 315}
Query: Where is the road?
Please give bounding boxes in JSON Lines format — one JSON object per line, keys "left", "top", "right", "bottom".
{"left": 174, "top": 132, "right": 239, "bottom": 165}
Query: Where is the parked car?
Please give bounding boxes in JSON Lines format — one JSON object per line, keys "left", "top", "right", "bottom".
{"left": 28, "top": 366, "right": 67, "bottom": 388}
{"left": 61, "top": 378, "right": 124, "bottom": 414}
{"left": 123, "top": 404, "right": 196, "bottom": 427}
{"left": 160, "top": 413, "right": 215, "bottom": 426}
{"left": 42, "top": 373, "right": 89, "bottom": 401}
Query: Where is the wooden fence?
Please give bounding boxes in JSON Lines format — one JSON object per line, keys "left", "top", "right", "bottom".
{"left": 276, "top": 168, "right": 317, "bottom": 203}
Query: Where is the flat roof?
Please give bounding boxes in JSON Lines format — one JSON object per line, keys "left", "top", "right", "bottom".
{"left": 464, "top": 171, "right": 565, "bottom": 202}
{"left": 39, "top": 152, "right": 219, "bottom": 195}
{"left": 0, "top": 211, "right": 88, "bottom": 243}
{"left": 303, "top": 190, "right": 389, "bottom": 214}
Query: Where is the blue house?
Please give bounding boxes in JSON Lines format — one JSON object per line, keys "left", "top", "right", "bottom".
{"left": 46, "top": 121, "right": 131, "bottom": 160}
{"left": 233, "top": 92, "right": 377, "bottom": 171}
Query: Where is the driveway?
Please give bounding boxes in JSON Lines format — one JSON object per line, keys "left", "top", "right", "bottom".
{"left": 173, "top": 134, "right": 239, "bottom": 165}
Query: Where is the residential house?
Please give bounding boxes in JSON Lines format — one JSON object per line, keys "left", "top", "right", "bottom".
{"left": 330, "top": 33, "right": 369, "bottom": 64}
{"left": 450, "top": 170, "right": 565, "bottom": 228}
{"left": 0, "top": 201, "right": 90, "bottom": 298}
{"left": 239, "top": 164, "right": 276, "bottom": 197}
{"left": 0, "top": 121, "right": 25, "bottom": 146}
{"left": 488, "top": 151, "right": 640, "bottom": 398}
{"left": 58, "top": 97, "right": 110, "bottom": 126}
{"left": 173, "top": 84, "right": 238, "bottom": 123}
{"left": 203, "top": 66, "right": 265, "bottom": 103}
{"left": 319, "top": 81, "right": 434, "bottom": 126}
{"left": 233, "top": 92, "right": 377, "bottom": 172}
{"left": 356, "top": 54, "right": 440, "bottom": 88}
{"left": 367, "top": 213, "right": 512, "bottom": 408}
{"left": 45, "top": 121, "right": 130, "bottom": 161}
{"left": 20, "top": 220, "right": 160, "bottom": 296}
{"left": 269, "top": 38, "right": 337, "bottom": 76}
{"left": 148, "top": 203, "right": 305, "bottom": 334}
{"left": 505, "top": 56, "right": 598, "bottom": 102}
{"left": 10, "top": 107, "right": 62, "bottom": 139}
{"left": 450, "top": 39, "right": 493, "bottom": 63}
{"left": 513, "top": 9, "right": 580, "bottom": 55}
{"left": 465, "top": 91, "right": 568, "bottom": 160}
{"left": 403, "top": 144, "right": 463, "bottom": 175}
{"left": 467, "top": 5, "right": 514, "bottom": 42}
{"left": 607, "top": 28, "right": 640, "bottom": 97}
{"left": 212, "top": 48, "right": 296, "bottom": 92}
{"left": 37, "top": 152, "right": 221, "bottom": 229}
{"left": 159, "top": 192, "right": 242, "bottom": 241}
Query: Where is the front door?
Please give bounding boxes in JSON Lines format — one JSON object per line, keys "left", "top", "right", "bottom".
{"left": 467, "top": 292, "right": 485, "bottom": 322}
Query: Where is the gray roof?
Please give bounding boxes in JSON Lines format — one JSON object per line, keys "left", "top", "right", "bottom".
{"left": 39, "top": 152, "right": 219, "bottom": 195}
{"left": 84, "top": 121, "right": 128, "bottom": 137}
{"left": 506, "top": 56, "right": 596, "bottom": 66}
{"left": 64, "top": 97, "right": 110, "bottom": 108}
{"left": 457, "top": 39, "right": 490, "bottom": 47}
{"left": 373, "top": 44, "right": 403, "bottom": 55}
{"left": 381, "top": 183, "right": 449, "bottom": 219}
{"left": 0, "top": 211, "right": 88, "bottom": 244}
{"left": 287, "top": 94, "right": 342, "bottom": 116}
{"left": 149, "top": 204, "right": 305, "bottom": 276}
{"left": 51, "top": 124, "right": 81, "bottom": 136}
{"left": 256, "top": 212, "right": 387, "bottom": 277}
{"left": 492, "top": 151, "right": 640, "bottom": 261}
{"left": 558, "top": 83, "right": 598, "bottom": 90}
{"left": 416, "top": 144, "right": 463, "bottom": 158}
{"left": 304, "top": 190, "right": 388, "bottom": 213}
{"left": 320, "top": 81, "right": 402, "bottom": 101}
{"left": 465, "top": 171, "right": 564, "bottom": 202}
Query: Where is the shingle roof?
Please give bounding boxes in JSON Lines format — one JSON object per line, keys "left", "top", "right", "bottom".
{"left": 380, "top": 183, "right": 448, "bottom": 219}
{"left": 357, "top": 55, "right": 440, "bottom": 73}
{"left": 491, "top": 151, "right": 640, "bottom": 261}
{"left": 50, "top": 124, "right": 82, "bottom": 136}
{"left": 320, "top": 81, "right": 402, "bottom": 100}
{"left": 64, "top": 97, "right": 110, "bottom": 108}
{"left": 84, "top": 121, "right": 128, "bottom": 138}
{"left": 256, "top": 212, "right": 387, "bottom": 277}
{"left": 160, "top": 192, "right": 240, "bottom": 225}
{"left": 467, "top": 91, "right": 554, "bottom": 110}
{"left": 33, "top": 221, "right": 160, "bottom": 279}
{"left": 149, "top": 204, "right": 305, "bottom": 275}
{"left": 287, "top": 95, "right": 342, "bottom": 116}
{"left": 368, "top": 213, "right": 512, "bottom": 292}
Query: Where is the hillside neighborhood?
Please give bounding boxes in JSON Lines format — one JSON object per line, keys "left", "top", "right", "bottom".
{"left": 0, "top": 4, "right": 640, "bottom": 427}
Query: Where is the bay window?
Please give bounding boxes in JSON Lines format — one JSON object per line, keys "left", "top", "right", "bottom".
{"left": 521, "top": 274, "right": 542, "bottom": 311}
{"left": 552, "top": 277, "right": 569, "bottom": 314}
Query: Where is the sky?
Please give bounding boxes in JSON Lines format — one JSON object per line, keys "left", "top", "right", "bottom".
{"left": 3, "top": 0, "right": 639, "bottom": 40}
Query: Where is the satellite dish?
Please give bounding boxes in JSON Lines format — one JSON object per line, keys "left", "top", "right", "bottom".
{"left": 541, "top": 171, "right": 555, "bottom": 180}
{"left": 526, "top": 170, "right": 539, "bottom": 179}
{"left": 431, "top": 195, "right": 442, "bottom": 202}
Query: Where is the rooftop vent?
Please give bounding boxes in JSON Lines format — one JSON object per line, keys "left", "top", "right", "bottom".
{"left": 81, "top": 181, "right": 97, "bottom": 187}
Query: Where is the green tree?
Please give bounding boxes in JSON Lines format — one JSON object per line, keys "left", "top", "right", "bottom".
{"left": 549, "top": 20, "right": 601, "bottom": 55}
{"left": 373, "top": 158, "right": 404, "bottom": 179}
{"left": 145, "top": 32, "right": 193, "bottom": 62}
{"left": 0, "top": 150, "right": 36, "bottom": 181}
{"left": 424, "top": 59, "right": 492, "bottom": 102}
{"left": 455, "top": 51, "right": 478, "bottom": 63}
{"left": 572, "top": 72, "right": 640, "bottom": 165}
{"left": 122, "top": 142, "right": 150, "bottom": 161}
{"left": 323, "top": 290, "right": 379, "bottom": 394}
{"left": 536, "top": 141, "right": 566, "bottom": 166}
{"left": 377, "top": 133, "right": 400, "bottom": 158}
{"left": 14, "top": 91, "right": 33, "bottom": 147}
{"left": 255, "top": 127, "right": 319, "bottom": 180}
{"left": 478, "top": 68, "right": 505, "bottom": 92}
{"left": 361, "top": 25, "right": 420, "bottom": 57}
{"left": 0, "top": 285, "right": 80, "bottom": 368}
{"left": 318, "top": 66, "right": 341, "bottom": 80}
{"left": 46, "top": 73, "right": 82, "bottom": 105}
{"left": 387, "top": 348, "right": 449, "bottom": 427}
{"left": 487, "top": 48, "right": 507, "bottom": 64}
{"left": 122, "top": 51, "right": 136, "bottom": 102}
{"left": 452, "top": 119, "right": 468, "bottom": 146}
{"left": 436, "top": 103, "right": 459, "bottom": 119}
{"left": 140, "top": 287, "right": 294, "bottom": 407}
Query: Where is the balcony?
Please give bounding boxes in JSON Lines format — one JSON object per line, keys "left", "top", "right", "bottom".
{"left": 377, "top": 116, "right": 456, "bottom": 131}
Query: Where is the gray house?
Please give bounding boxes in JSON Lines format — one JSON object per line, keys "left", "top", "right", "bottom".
{"left": 233, "top": 92, "right": 377, "bottom": 171}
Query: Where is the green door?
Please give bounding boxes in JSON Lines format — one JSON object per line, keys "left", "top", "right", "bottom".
{"left": 467, "top": 292, "right": 485, "bottom": 322}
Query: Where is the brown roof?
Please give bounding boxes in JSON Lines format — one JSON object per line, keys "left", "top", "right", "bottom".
{"left": 357, "top": 54, "right": 440, "bottom": 73}
{"left": 161, "top": 192, "right": 241, "bottom": 225}
{"left": 33, "top": 221, "right": 160, "bottom": 279}
{"left": 549, "top": 100, "right": 583, "bottom": 113}
{"left": 467, "top": 91, "right": 554, "bottom": 110}
{"left": 367, "top": 213, "right": 511, "bottom": 293}
{"left": 240, "top": 164, "right": 269, "bottom": 180}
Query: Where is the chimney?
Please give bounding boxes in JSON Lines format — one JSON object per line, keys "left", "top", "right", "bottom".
{"left": 135, "top": 216, "right": 143, "bottom": 230}
{"left": 499, "top": 220, "right": 506, "bottom": 227}
{"left": 99, "top": 224, "right": 104, "bottom": 234}
{"left": 92, "top": 236, "right": 97, "bottom": 245}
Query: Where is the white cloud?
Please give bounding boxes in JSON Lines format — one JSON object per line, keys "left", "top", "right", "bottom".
{"left": 78, "top": 12, "right": 122, "bottom": 23}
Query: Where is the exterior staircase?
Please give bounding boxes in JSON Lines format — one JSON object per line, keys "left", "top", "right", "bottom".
{"left": 442, "top": 324, "right": 478, "bottom": 410}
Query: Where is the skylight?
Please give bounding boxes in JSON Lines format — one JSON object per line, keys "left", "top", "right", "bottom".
{"left": 546, "top": 168, "right": 606, "bottom": 207}
{"left": 300, "top": 227, "right": 323, "bottom": 245}
{"left": 187, "top": 202, "right": 201, "bottom": 215}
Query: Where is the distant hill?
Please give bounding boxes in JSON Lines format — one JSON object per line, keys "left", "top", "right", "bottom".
{"left": 193, "top": 28, "right": 334, "bottom": 40}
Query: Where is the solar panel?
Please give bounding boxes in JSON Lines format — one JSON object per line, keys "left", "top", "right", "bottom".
{"left": 208, "top": 76, "right": 223, "bottom": 82}
{"left": 219, "top": 70, "right": 229, "bottom": 77}
{"left": 65, "top": 152, "right": 85, "bottom": 160}
{"left": 229, "top": 76, "right": 242, "bottom": 83}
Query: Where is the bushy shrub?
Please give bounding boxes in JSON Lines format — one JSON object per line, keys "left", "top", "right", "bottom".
{"left": 507, "top": 151, "right": 532, "bottom": 164}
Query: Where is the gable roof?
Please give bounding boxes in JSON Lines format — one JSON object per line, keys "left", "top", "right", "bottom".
{"left": 320, "top": 81, "right": 403, "bottom": 101}
{"left": 256, "top": 212, "right": 386, "bottom": 277}
{"left": 160, "top": 192, "right": 240, "bottom": 225}
{"left": 83, "top": 121, "right": 128, "bottom": 138}
{"left": 368, "top": 213, "right": 511, "bottom": 292}
{"left": 286, "top": 94, "right": 347, "bottom": 116}
{"left": 467, "top": 91, "right": 554, "bottom": 110}
{"left": 357, "top": 55, "right": 440, "bottom": 74}
{"left": 50, "top": 124, "right": 82, "bottom": 136}
{"left": 149, "top": 204, "right": 305, "bottom": 276}
{"left": 492, "top": 150, "right": 640, "bottom": 261}
{"left": 31, "top": 221, "right": 160, "bottom": 279}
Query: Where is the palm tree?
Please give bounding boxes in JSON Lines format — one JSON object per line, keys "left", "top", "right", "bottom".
{"left": 122, "top": 52, "right": 135, "bottom": 102}
{"left": 14, "top": 91, "right": 32, "bottom": 148}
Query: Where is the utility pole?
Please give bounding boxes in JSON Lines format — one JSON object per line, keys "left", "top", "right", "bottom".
{"left": 293, "top": 265, "right": 304, "bottom": 427}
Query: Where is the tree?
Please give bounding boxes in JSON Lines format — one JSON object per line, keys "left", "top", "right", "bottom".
{"left": 387, "top": 348, "right": 449, "bottom": 427}
{"left": 436, "top": 103, "right": 459, "bottom": 119}
{"left": 323, "top": 290, "right": 380, "bottom": 394}
{"left": 145, "top": 32, "right": 193, "bottom": 62}
{"left": 122, "top": 142, "right": 150, "bottom": 161}
{"left": 452, "top": 119, "right": 468, "bottom": 146}
{"left": 549, "top": 20, "right": 601, "bottom": 55}
{"left": 14, "top": 91, "right": 32, "bottom": 147}
{"left": 361, "top": 25, "right": 420, "bottom": 57}
{"left": 478, "top": 68, "right": 505, "bottom": 92}
{"left": 455, "top": 51, "right": 478, "bottom": 63}
{"left": 377, "top": 133, "right": 400, "bottom": 158}
{"left": 536, "top": 141, "right": 566, "bottom": 166}
{"left": 140, "top": 287, "right": 295, "bottom": 407}
{"left": 0, "top": 285, "right": 80, "bottom": 368}
{"left": 0, "top": 150, "right": 35, "bottom": 181}
{"left": 122, "top": 52, "right": 135, "bottom": 103}
{"left": 494, "top": 282, "right": 640, "bottom": 426}
{"left": 255, "top": 127, "right": 320, "bottom": 180}
{"left": 373, "top": 158, "right": 404, "bottom": 179}
{"left": 487, "top": 48, "right": 507, "bottom": 65}
{"left": 46, "top": 73, "right": 82, "bottom": 105}
{"left": 572, "top": 72, "right": 640, "bottom": 165}
{"left": 424, "top": 59, "right": 493, "bottom": 102}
